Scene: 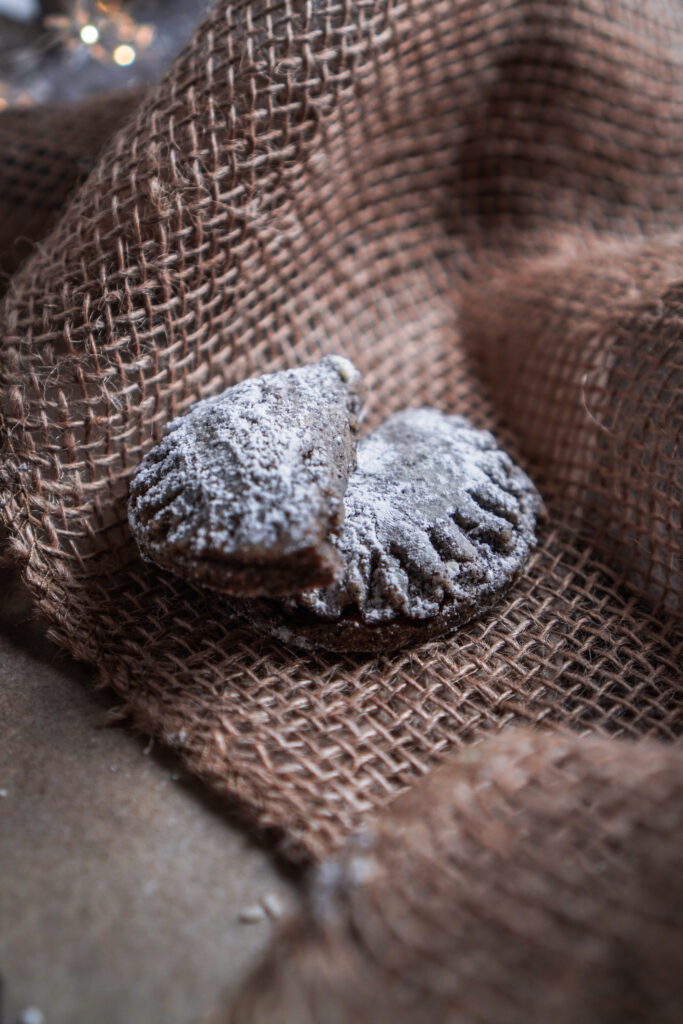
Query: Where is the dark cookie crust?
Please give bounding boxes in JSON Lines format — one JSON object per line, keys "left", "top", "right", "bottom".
{"left": 128, "top": 356, "right": 362, "bottom": 596}
{"left": 233, "top": 409, "right": 542, "bottom": 651}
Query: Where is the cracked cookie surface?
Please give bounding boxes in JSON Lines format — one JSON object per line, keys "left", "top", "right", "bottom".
{"left": 128, "top": 355, "right": 362, "bottom": 596}
{"left": 234, "top": 408, "right": 542, "bottom": 651}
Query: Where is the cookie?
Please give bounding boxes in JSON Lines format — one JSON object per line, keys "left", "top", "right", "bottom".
{"left": 233, "top": 408, "right": 542, "bottom": 651}
{"left": 128, "top": 355, "right": 362, "bottom": 596}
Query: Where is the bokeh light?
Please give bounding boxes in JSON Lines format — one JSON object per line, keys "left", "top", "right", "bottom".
{"left": 112, "top": 44, "right": 136, "bottom": 66}
{"left": 80, "top": 24, "right": 100, "bottom": 45}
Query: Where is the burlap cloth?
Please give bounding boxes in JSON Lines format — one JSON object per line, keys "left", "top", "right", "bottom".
{"left": 231, "top": 729, "right": 683, "bottom": 1023}
{"left": 0, "top": 88, "right": 145, "bottom": 285}
{"left": 1, "top": 0, "right": 681, "bottom": 879}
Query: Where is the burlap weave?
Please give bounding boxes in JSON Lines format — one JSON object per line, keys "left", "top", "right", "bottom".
{"left": 230, "top": 730, "right": 683, "bottom": 1023}
{"left": 0, "top": 89, "right": 143, "bottom": 286}
{"left": 1, "top": 0, "right": 682, "bottom": 864}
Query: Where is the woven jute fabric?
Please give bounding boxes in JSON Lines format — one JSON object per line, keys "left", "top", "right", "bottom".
{"left": 230, "top": 729, "right": 683, "bottom": 1023}
{"left": 1, "top": 0, "right": 682, "bottom": 861}
{"left": 0, "top": 89, "right": 143, "bottom": 287}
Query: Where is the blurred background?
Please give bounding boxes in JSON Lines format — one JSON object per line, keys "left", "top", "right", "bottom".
{"left": 0, "top": 0, "right": 211, "bottom": 108}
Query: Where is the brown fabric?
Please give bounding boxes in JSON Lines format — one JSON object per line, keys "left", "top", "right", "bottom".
{"left": 0, "top": 89, "right": 143, "bottom": 287}
{"left": 460, "top": 234, "right": 683, "bottom": 613}
{"left": 1, "top": 0, "right": 682, "bottom": 862}
{"left": 229, "top": 730, "right": 683, "bottom": 1024}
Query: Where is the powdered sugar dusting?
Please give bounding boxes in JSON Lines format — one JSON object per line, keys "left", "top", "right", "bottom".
{"left": 275, "top": 407, "right": 541, "bottom": 628}
{"left": 128, "top": 355, "right": 362, "bottom": 595}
